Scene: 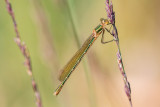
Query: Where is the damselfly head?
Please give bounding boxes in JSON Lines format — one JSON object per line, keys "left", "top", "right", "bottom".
{"left": 100, "top": 18, "right": 109, "bottom": 25}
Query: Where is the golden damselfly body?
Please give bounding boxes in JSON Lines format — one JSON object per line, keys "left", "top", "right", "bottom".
{"left": 54, "top": 18, "right": 115, "bottom": 96}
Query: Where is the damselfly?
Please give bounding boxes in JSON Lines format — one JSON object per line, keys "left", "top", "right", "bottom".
{"left": 54, "top": 18, "right": 116, "bottom": 96}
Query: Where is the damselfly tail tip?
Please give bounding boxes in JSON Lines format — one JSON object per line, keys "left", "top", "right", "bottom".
{"left": 53, "top": 89, "right": 61, "bottom": 96}
{"left": 53, "top": 91, "right": 59, "bottom": 96}
{"left": 53, "top": 84, "right": 63, "bottom": 96}
{"left": 53, "top": 88, "right": 61, "bottom": 96}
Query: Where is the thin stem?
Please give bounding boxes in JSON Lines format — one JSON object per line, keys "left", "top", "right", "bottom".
{"left": 5, "top": 0, "right": 42, "bottom": 107}
{"left": 63, "top": 0, "right": 81, "bottom": 47}
{"left": 116, "top": 39, "right": 132, "bottom": 107}
{"left": 105, "top": 0, "right": 132, "bottom": 106}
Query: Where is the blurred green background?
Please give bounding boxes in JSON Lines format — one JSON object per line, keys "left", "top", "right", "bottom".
{"left": 1, "top": 0, "right": 160, "bottom": 107}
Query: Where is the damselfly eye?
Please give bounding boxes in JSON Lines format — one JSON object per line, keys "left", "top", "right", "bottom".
{"left": 100, "top": 18, "right": 109, "bottom": 25}
{"left": 100, "top": 18, "right": 105, "bottom": 23}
